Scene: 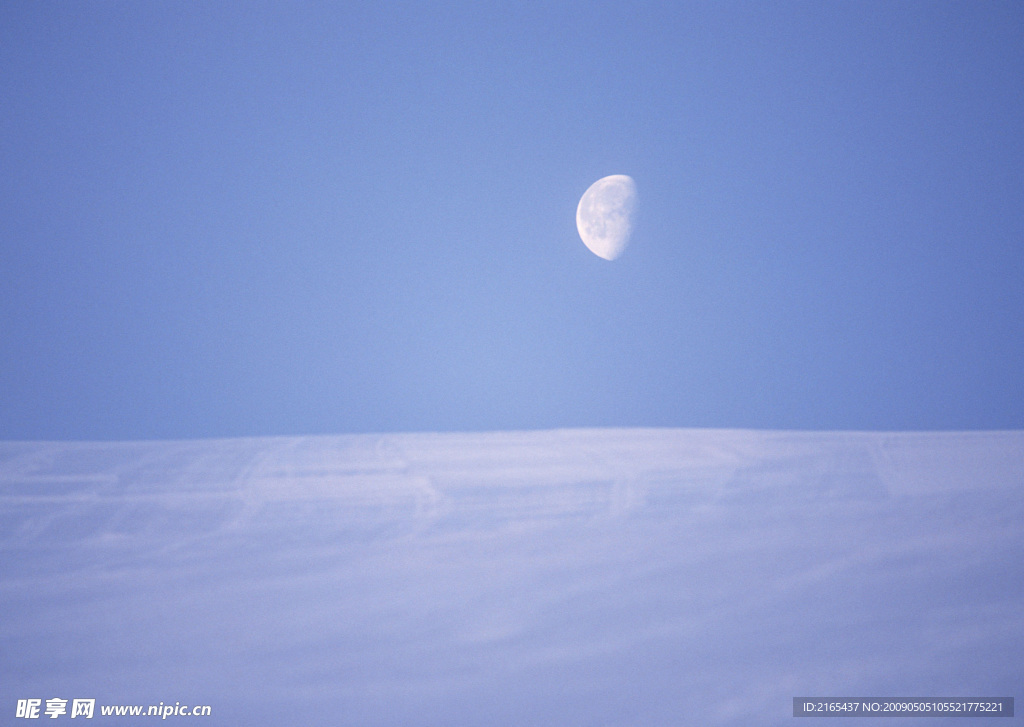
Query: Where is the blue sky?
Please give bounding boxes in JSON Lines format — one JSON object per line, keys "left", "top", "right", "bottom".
{"left": 1, "top": 1, "right": 1022, "bottom": 440}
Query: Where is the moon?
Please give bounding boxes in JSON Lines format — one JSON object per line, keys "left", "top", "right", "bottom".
{"left": 576, "top": 174, "right": 637, "bottom": 260}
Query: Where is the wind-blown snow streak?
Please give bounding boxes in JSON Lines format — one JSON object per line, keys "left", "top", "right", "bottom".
{"left": 0, "top": 429, "right": 1021, "bottom": 725}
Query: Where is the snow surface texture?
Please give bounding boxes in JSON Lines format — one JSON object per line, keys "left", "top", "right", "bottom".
{"left": 1, "top": 429, "right": 1021, "bottom": 725}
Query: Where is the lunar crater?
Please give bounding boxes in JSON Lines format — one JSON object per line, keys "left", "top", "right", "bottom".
{"left": 576, "top": 174, "right": 637, "bottom": 260}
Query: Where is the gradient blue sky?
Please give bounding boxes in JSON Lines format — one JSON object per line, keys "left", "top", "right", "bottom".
{"left": 2, "top": 1, "right": 1022, "bottom": 440}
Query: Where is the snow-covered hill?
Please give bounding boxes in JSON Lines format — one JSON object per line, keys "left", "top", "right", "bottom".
{"left": 1, "top": 429, "right": 1020, "bottom": 725}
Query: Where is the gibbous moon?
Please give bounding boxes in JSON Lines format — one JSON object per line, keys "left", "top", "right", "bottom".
{"left": 576, "top": 174, "right": 637, "bottom": 260}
